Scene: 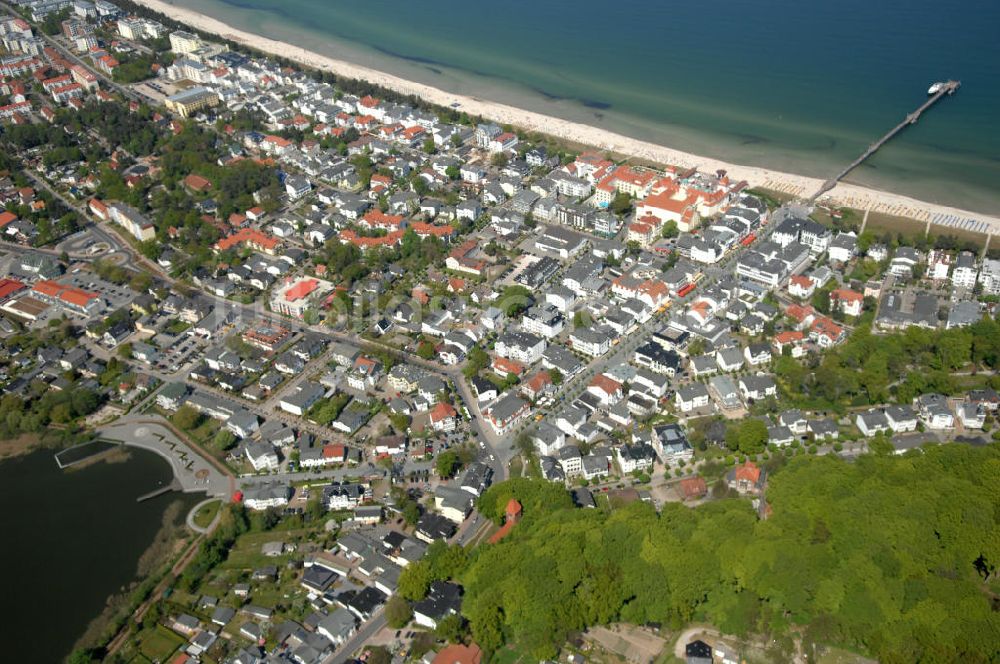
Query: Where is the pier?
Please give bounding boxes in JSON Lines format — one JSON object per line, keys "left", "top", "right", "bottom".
{"left": 809, "top": 80, "right": 960, "bottom": 203}
{"left": 137, "top": 478, "right": 182, "bottom": 502}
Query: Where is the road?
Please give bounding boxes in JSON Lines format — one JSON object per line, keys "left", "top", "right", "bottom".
{"left": 4, "top": 17, "right": 515, "bottom": 487}
{"left": 325, "top": 612, "right": 387, "bottom": 664}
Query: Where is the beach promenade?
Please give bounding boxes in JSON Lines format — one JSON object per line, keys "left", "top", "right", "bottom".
{"left": 137, "top": 0, "right": 1000, "bottom": 234}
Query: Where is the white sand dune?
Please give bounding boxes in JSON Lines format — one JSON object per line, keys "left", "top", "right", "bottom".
{"left": 137, "top": 0, "right": 1000, "bottom": 234}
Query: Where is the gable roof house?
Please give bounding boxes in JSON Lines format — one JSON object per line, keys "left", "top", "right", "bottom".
{"left": 675, "top": 382, "right": 710, "bottom": 412}
{"left": 738, "top": 374, "right": 777, "bottom": 402}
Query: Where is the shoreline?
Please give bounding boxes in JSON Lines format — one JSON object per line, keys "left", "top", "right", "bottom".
{"left": 70, "top": 497, "right": 192, "bottom": 657}
{"left": 0, "top": 433, "right": 43, "bottom": 460}
{"left": 137, "top": 0, "right": 1000, "bottom": 233}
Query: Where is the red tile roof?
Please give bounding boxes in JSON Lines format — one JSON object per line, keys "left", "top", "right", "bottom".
{"left": 773, "top": 330, "right": 804, "bottom": 344}
{"left": 429, "top": 401, "right": 457, "bottom": 423}
{"left": 734, "top": 461, "right": 761, "bottom": 484}
{"left": 214, "top": 228, "right": 279, "bottom": 252}
{"left": 0, "top": 278, "right": 25, "bottom": 300}
{"left": 285, "top": 278, "right": 318, "bottom": 301}
{"left": 831, "top": 288, "right": 863, "bottom": 303}
{"left": 679, "top": 476, "right": 707, "bottom": 499}
{"left": 589, "top": 373, "right": 622, "bottom": 396}
{"left": 432, "top": 644, "right": 482, "bottom": 664}
{"left": 362, "top": 210, "right": 405, "bottom": 229}
{"left": 492, "top": 356, "right": 524, "bottom": 376}
{"left": 183, "top": 174, "right": 212, "bottom": 191}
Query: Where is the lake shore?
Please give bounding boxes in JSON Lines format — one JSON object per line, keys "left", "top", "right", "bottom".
{"left": 0, "top": 433, "right": 42, "bottom": 460}
{"left": 136, "top": 0, "right": 1000, "bottom": 233}
{"left": 69, "top": 498, "right": 192, "bottom": 657}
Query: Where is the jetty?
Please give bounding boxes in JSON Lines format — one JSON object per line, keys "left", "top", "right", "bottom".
{"left": 137, "top": 478, "right": 182, "bottom": 502}
{"left": 809, "top": 80, "right": 960, "bottom": 203}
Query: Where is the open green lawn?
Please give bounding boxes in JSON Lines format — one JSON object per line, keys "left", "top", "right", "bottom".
{"left": 490, "top": 645, "right": 532, "bottom": 664}
{"left": 220, "top": 529, "right": 310, "bottom": 570}
{"left": 165, "top": 319, "right": 192, "bottom": 335}
{"left": 137, "top": 625, "right": 185, "bottom": 662}
{"left": 193, "top": 500, "right": 221, "bottom": 529}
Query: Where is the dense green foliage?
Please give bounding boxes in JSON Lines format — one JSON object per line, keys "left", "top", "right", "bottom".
{"left": 179, "top": 505, "right": 251, "bottom": 590}
{"left": 398, "top": 539, "right": 470, "bottom": 601}
{"left": 724, "top": 419, "right": 769, "bottom": 455}
{"left": 112, "top": 54, "right": 162, "bottom": 84}
{"left": 307, "top": 393, "right": 352, "bottom": 426}
{"left": 461, "top": 450, "right": 1000, "bottom": 661}
{"left": 776, "top": 318, "right": 1000, "bottom": 411}
{"left": 0, "top": 388, "right": 102, "bottom": 437}
{"left": 58, "top": 102, "right": 162, "bottom": 156}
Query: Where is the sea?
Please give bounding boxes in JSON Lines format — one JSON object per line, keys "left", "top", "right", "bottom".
{"left": 166, "top": 0, "right": 1000, "bottom": 215}
{"left": 0, "top": 447, "right": 198, "bottom": 662}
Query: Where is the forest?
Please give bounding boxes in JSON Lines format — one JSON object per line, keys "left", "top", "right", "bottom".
{"left": 446, "top": 448, "right": 1000, "bottom": 662}
{"left": 773, "top": 316, "right": 1000, "bottom": 412}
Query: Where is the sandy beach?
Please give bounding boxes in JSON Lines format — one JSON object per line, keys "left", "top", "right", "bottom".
{"left": 137, "top": 0, "right": 1000, "bottom": 234}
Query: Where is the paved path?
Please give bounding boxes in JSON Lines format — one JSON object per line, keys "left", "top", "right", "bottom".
{"left": 99, "top": 417, "right": 232, "bottom": 497}
{"left": 325, "top": 612, "right": 387, "bottom": 664}
{"left": 186, "top": 497, "right": 222, "bottom": 534}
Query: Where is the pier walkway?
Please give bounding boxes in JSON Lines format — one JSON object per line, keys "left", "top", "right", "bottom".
{"left": 809, "top": 81, "right": 960, "bottom": 203}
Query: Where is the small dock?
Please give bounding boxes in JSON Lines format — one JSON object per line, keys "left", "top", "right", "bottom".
{"left": 137, "top": 478, "right": 182, "bottom": 502}
{"left": 809, "top": 80, "right": 960, "bottom": 203}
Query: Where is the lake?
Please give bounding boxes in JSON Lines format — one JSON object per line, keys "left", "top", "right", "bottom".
{"left": 0, "top": 446, "right": 198, "bottom": 662}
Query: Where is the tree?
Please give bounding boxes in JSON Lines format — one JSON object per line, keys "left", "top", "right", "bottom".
{"left": 436, "top": 450, "right": 460, "bottom": 479}
{"left": 385, "top": 595, "right": 413, "bottom": 628}
{"left": 548, "top": 368, "right": 563, "bottom": 386}
{"left": 213, "top": 429, "right": 237, "bottom": 451}
{"left": 514, "top": 432, "right": 536, "bottom": 461}
{"left": 725, "top": 419, "right": 768, "bottom": 455}
{"left": 463, "top": 346, "right": 490, "bottom": 378}
{"left": 67, "top": 649, "right": 98, "bottom": 664}
{"left": 173, "top": 405, "right": 202, "bottom": 431}
{"left": 397, "top": 560, "right": 433, "bottom": 600}
{"left": 422, "top": 137, "right": 437, "bottom": 154}
{"left": 661, "top": 220, "right": 679, "bottom": 238}
{"left": 417, "top": 340, "right": 436, "bottom": 360}
{"left": 610, "top": 191, "right": 632, "bottom": 216}
{"left": 436, "top": 613, "right": 468, "bottom": 644}
{"left": 389, "top": 412, "right": 411, "bottom": 433}
{"left": 462, "top": 449, "right": 1000, "bottom": 662}
{"left": 498, "top": 285, "right": 533, "bottom": 316}
{"left": 402, "top": 500, "right": 421, "bottom": 526}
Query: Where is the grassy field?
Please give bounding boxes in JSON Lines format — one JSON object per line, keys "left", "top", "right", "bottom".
{"left": 507, "top": 456, "right": 523, "bottom": 478}
{"left": 811, "top": 203, "right": 992, "bottom": 250}
{"left": 137, "top": 625, "right": 185, "bottom": 662}
{"left": 220, "top": 528, "right": 310, "bottom": 570}
{"left": 864, "top": 209, "right": 990, "bottom": 248}
{"left": 192, "top": 500, "right": 221, "bottom": 530}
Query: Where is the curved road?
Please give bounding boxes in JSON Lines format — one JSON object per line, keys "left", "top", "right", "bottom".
{"left": 186, "top": 497, "right": 222, "bottom": 534}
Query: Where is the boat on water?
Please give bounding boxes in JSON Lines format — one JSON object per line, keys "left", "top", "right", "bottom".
{"left": 928, "top": 82, "right": 945, "bottom": 95}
